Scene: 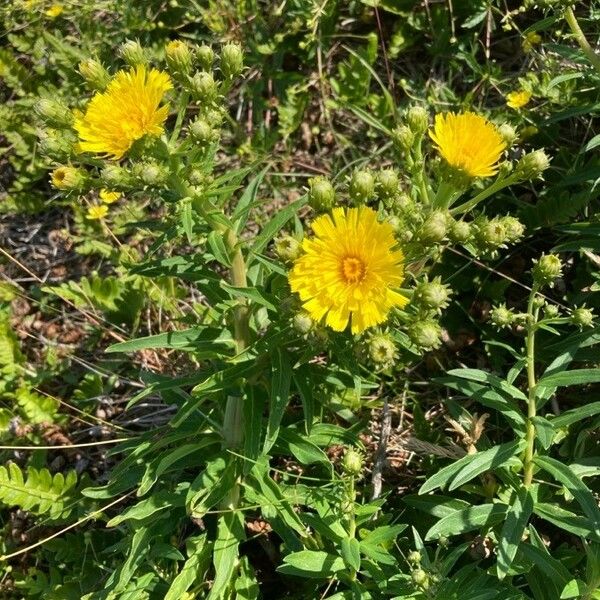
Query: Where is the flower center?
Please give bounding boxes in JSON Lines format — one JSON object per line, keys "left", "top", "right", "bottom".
{"left": 341, "top": 256, "right": 366, "bottom": 284}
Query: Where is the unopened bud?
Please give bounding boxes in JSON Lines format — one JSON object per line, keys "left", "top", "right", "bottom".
{"left": 342, "top": 448, "right": 363, "bottom": 476}
{"left": 498, "top": 123, "right": 518, "bottom": 146}
{"left": 35, "top": 98, "right": 73, "bottom": 128}
{"left": 189, "top": 118, "right": 218, "bottom": 145}
{"left": 571, "top": 307, "right": 594, "bottom": 329}
{"left": 544, "top": 304, "right": 560, "bottom": 319}
{"left": 490, "top": 304, "right": 516, "bottom": 328}
{"left": 532, "top": 253, "right": 562, "bottom": 287}
{"left": 119, "top": 40, "right": 147, "bottom": 66}
{"left": 189, "top": 71, "right": 218, "bottom": 103}
{"left": 308, "top": 176, "right": 335, "bottom": 211}
{"left": 275, "top": 235, "right": 301, "bottom": 262}
{"left": 220, "top": 43, "right": 244, "bottom": 79}
{"left": 408, "top": 319, "right": 442, "bottom": 350}
{"left": 78, "top": 58, "right": 110, "bottom": 90}
{"left": 50, "top": 166, "right": 85, "bottom": 190}
{"left": 499, "top": 215, "right": 525, "bottom": 243}
{"left": 293, "top": 311, "right": 313, "bottom": 334}
{"left": 419, "top": 210, "right": 448, "bottom": 242}
{"left": 135, "top": 162, "right": 166, "bottom": 186}
{"left": 392, "top": 125, "right": 414, "bottom": 151}
{"left": 101, "top": 164, "right": 133, "bottom": 190}
{"left": 448, "top": 219, "right": 471, "bottom": 243}
{"left": 474, "top": 217, "right": 507, "bottom": 252}
{"left": 349, "top": 170, "right": 375, "bottom": 204}
{"left": 407, "top": 551, "right": 422, "bottom": 565}
{"left": 196, "top": 45, "right": 215, "bottom": 71}
{"left": 406, "top": 105, "right": 428, "bottom": 134}
{"left": 516, "top": 149, "right": 550, "bottom": 180}
{"left": 414, "top": 277, "right": 451, "bottom": 312}
{"left": 412, "top": 569, "right": 429, "bottom": 589}
{"left": 375, "top": 169, "right": 399, "bottom": 201}
{"left": 368, "top": 334, "right": 397, "bottom": 367}
{"left": 38, "top": 129, "right": 74, "bottom": 159}
{"left": 165, "top": 39, "right": 193, "bottom": 75}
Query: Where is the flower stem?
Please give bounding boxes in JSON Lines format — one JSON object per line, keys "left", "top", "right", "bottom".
{"left": 564, "top": 6, "right": 600, "bottom": 75}
{"left": 523, "top": 285, "right": 540, "bottom": 488}
{"left": 450, "top": 174, "right": 517, "bottom": 216}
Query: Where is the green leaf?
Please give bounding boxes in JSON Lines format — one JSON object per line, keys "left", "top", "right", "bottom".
{"left": 537, "top": 369, "right": 600, "bottom": 390}
{"left": 164, "top": 536, "right": 210, "bottom": 600}
{"left": 263, "top": 349, "right": 292, "bottom": 453}
{"left": 233, "top": 166, "right": 269, "bottom": 233}
{"left": 446, "top": 368, "right": 528, "bottom": 402}
{"left": 220, "top": 283, "right": 277, "bottom": 311}
{"left": 341, "top": 537, "right": 361, "bottom": 571}
{"left": 107, "top": 488, "right": 186, "bottom": 526}
{"left": 550, "top": 401, "right": 600, "bottom": 428}
{"left": 419, "top": 440, "right": 524, "bottom": 494}
{"left": 278, "top": 550, "right": 345, "bottom": 579}
{"left": 187, "top": 455, "right": 237, "bottom": 518}
{"left": 532, "top": 416, "right": 555, "bottom": 449}
{"left": 243, "top": 387, "right": 265, "bottom": 473}
{"left": 497, "top": 488, "right": 534, "bottom": 579}
{"left": 534, "top": 456, "right": 600, "bottom": 534}
{"left": 278, "top": 428, "right": 331, "bottom": 467}
{"left": 534, "top": 503, "right": 600, "bottom": 542}
{"left": 561, "top": 580, "right": 588, "bottom": 599}
{"left": 207, "top": 230, "right": 232, "bottom": 267}
{"left": 404, "top": 494, "right": 471, "bottom": 518}
{"left": 425, "top": 503, "right": 508, "bottom": 541}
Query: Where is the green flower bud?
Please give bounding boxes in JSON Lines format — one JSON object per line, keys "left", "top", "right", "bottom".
{"left": 544, "top": 304, "right": 560, "bottom": 319}
{"left": 78, "top": 58, "right": 110, "bottom": 90}
{"left": 414, "top": 277, "right": 451, "bottom": 312}
{"left": 293, "top": 311, "right": 313, "bottom": 334}
{"left": 490, "top": 304, "right": 516, "bottom": 328}
{"left": 448, "top": 219, "right": 471, "bottom": 243}
{"left": 101, "top": 164, "right": 133, "bottom": 190}
{"left": 498, "top": 123, "right": 518, "bottom": 147}
{"left": 368, "top": 334, "right": 397, "bottom": 367}
{"left": 473, "top": 217, "right": 508, "bottom": 253}
{"left": 394, "top": 193, "right": 412, "bottom": 212}
{"left": 204, "top": 108, "right": 224, "bottom": 126}
{"left": 138, "top": 163, "right": 166, "bottom": 186}
{"left": 419, "top": 210, "right": 448, "bottom": 243}
{"left": 38, "top": 129, "right": 74, "bottom": 159}
{"left": 220, "top": 43, "right": 244, "bottom": 78}
{"left": 532, "top": 253, "right": 562, "bottom": 287}
{"left": 189, "top": 71, "right": 218, "bottom": 103}
{"left": 50, "top": 166, "right": 85, "bottom": 190}
{"left": 412, "top": 569, "right": 429, "bottom": 589}
{"left": 308, "top": 176, "right": 335, "bottom": 211}
{"left": 375, "top": 169, "right": 399, "bottom": 201}
{"left": 407, "top": 551, "right": 422, "bottom": 565}
{"left": 438, "top": 535, "right": 449, "bottom": 548}
{"left": 392, "top": 125, "right": 414, "bottom": 152}
{"left": 408, "top": 319, "right": 442, "bottom": 351}
{"left": 165, "top": 39, "right": 193, "bottom": 75}
{"left": 275, "top": 235, "right": 301, "bottom": 262}
{"left": 35, "top": 98, "right": 73, "bottom": 128}
{"left": 571, "top": 306, "right": 594, "bottom": 329}
{"left": 119, "top": 39, "right": 147, "bottom": 66}
{"left": 196, "top": 45, "right": 215, "bottom": 71}
{"left": 349, "top": 170, "right": 375, "bottom": 204}
{"left": 516, "top": 149, "right": 550, "bottom": 180}
{"left": 189, "top": 118, "right": 219, "bottom": 145}
{"left": 499, "top": 215, "right": 525, "bottom": 243}
{"left": 406, "top": 105, "right": 429, "bottom": 134}
{"left": 342, "top": 448, "right": 363, "bottom": 476}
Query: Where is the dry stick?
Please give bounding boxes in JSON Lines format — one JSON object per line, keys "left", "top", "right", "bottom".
{"left": 371, "top": 397, "right": 392, "bottom": 500}
{"left": 0, "top": 492, "right": 134, "bottom": 561}
{"left": 374, "top": 5, "right": 395, "bottom": 100}
{"left": 0, "top": 438, "right": 132, "bottom": 450}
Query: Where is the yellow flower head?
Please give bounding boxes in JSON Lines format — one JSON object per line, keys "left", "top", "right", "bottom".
{"left": 74, "top": 66, "right": 172, "bottom": 160}
{"left": 45, "top": 4, "right": 63, "bottom": 17}
{"left": 289, "top": 207, "right": 408, "bottom": 334}
{"left": 99, "top": 189, "right": 121, "bottom": 204}
{"left": 86, "top": 205, "right": 109, "bottom": 220}
{"left": 506, "top": 90, "right": 532, "bottom": 110}
{"left": 429, "top": 112, "right": 506, "bottom": 178}
{"left": 51, "top": 166, "right": 84, "bottom": 190}
{"left": 522, "top": 31, "right": 541, "bottom": 53}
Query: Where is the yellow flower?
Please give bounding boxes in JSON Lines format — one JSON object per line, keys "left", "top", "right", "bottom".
{"left": 51, "top": 166, "right": 84, "bottom": 190}
{"left": 99, "top": 189, "right": 121, "bottom": 204}
{"left": 74, "top": 66, "right": 172, "bottom": 160}
{"left": 45, "top": 4, "right": 63, "bottom": 17}
{"left": 522, "top": 31, "right": 541, "bottom": 53}
{"left": 86, "top": 205, "right": 109, "bottom": 220}
{"left": 506, "top": 90, "right": 532, "bottom": 110}
{"left": 289, "top": 207, "right": 408, "bottom": 334}
{"left": 430, "top": 112, "right": 506, "bottom": 178}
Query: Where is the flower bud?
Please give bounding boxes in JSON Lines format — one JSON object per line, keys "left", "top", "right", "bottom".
{"left": 419, "top": 210, "right": 448, "bottom": 243}
{"left": 544, "top": 304, "right": 560, "bottom": 319}
{"left": 308, "top": 176, "right": 335, "bottom": 211}
{"left": 414, "top": 277, "right": 451, "bottom": 312}
{"left": 101, "top": 164, "right": 133, "bottom": 190}
{"left": 165, "top": 39, "right": 193, "bottom": 75}
{"left": 392, "top": 125, "right": 414, "bottom": 152}
{"left": 134, "top": 162, "right": 166, "bottom": 186}
{"left": 571, "top": 307, "right": 594, "bottom": 329}
{"left": 406, "top": 105, "right": 428, "bottom": 134}
{"left": 408, "top": 319, "right": 442, "bottom": 350}
{"left": 375, "top": 169, "right": 399, "bottom": 201}
{"left": 532, "top": 253, "right": 562, "bottom": 287}
{"left": 520, "top": 125, "right": 539, "bottom": 141}
{"left": 204, "top": 108, "right": 224, "bottom": 127}
{"left": 275, "top": 235, "right": 301, "bottom": 262}
{"left": 407, "top": 551, "right": 422, "bottom": 565}
{"left": 189, "top": 71, "right": 218, "bottom": 103}
{"left": 368, "top": 334, "right": 397, "bottom": 367}
{"left": 342, "top": 448, "right": 363, "bottom": 476}
{"left": 220, "top": 43, "right": 244, "bottom": 79}
{"left": 473, "top": 217, "right": 507, "bottom": 253}
{"left": 35, "top": 98, "right": 73, "bottom": 128}
{"left": 38, "top": 129, "right": 74, "bottom": 159}
{"left": 515, "top": 149, "right": 550, "bottom": 180}
{"left": 293, "top": 311, "right": 313, "bottom": 334}
{"left": 412, "top": 569, "right": 429, "bottom": 589}
{"left": 78, "top": 58, "right": 110, "bottom": 91}
{"left": 498, "top": 123, "right": 518, "bottom": 147}
{"left": 490, "top": 304, "right": 516, "bottom": 328}
{"left": 50, "top": 166, "right": 85, "bottom": 190}
{"left": 196, "top": 45, "right": 215, "bottom": 71}
{"left": 349, "top": 170, "right": 375, "bottom": 204}
{"left": 448, "top": 219, "right": 471, "bottom": 243}
{"left": 119, "top": 40, "right": 147, "bottom": 66}
{"left": 189, "top": 118, "right": 218, "bottom": 145}
{"left": 498, "top": 215, "right": 525, "bottom": 243}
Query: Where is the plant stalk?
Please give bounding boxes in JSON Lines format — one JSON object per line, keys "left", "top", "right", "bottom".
{"left": 564, "top": 6, "right": 600, "bottom": 75}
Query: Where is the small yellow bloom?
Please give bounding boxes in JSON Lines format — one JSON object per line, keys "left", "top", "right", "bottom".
{"left": 45, "top": 4, "right": 63, "bottom": 17}
{"left": 506, "top": 90, "right": 532, "bottom": 110}
{"left": 74, "top": 66, "right": 172, "bottom": 160}
{"left": 289, "top": 207, "right": 408, "bottom": 334}
{"left": 522, "top": 31, "right": 541, "bottom": 53}
{"left": 430, "top": 112, "right": 506, "bottom": 178}
{"left": 51, "top": 166, "right": 84, "bottom": 190}
{"left": 99, "top": 189, "right": 121, "bottom": 204}
{"left": 86, "top": 205, "right": 109, "bottom": 220}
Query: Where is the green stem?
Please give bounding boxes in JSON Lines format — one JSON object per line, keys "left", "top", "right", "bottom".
{"left": 412, "top": 134, "right": 431, "bottom": 204}
{"left": 523, "top": 285, "right": 540, "bottom": 488}
{"left": 564, "top": 6, "right": 600, "bottom": 75}
{"left": 450, "top": 174, "right": 517, "bottom": 215}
